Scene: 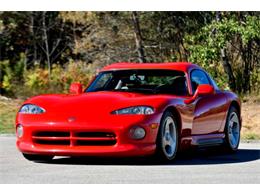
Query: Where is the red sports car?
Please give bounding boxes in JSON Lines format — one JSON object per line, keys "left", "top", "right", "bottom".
{"left": 16, "top": 62, "right": 241, "bottom": 162}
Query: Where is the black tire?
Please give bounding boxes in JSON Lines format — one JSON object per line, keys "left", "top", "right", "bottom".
{"left": 224, "top": 106, "right": 241, "bottom": 152}
{"left": 155, "top": 111, "right": 179, "bottom": 161}
{"left": 22, "top": 153, "right": 54, "bottom": 162}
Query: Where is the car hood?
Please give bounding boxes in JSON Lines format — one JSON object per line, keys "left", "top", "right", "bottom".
{"left": 24, "top": 91, "right": 172, "bottom": 115}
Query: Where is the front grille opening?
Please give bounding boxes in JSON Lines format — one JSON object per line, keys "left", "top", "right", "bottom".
{"left": 75, "top": 132, "right": 115, "bottom": 138}
{"left": 32, "top": 131, "right": 117, "bottom": 146}
{"left": 34, "top": 131, "right": 70, "bottom": 137}
{"left": 34, "top": 139, "right": 70, "bottom": 145}
{"left": 76, "top": 140, "right": 116, "bottom": 146}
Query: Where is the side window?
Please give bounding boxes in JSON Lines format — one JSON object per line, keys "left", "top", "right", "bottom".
{"left": 207, "top": 74, "right": 219, "bottom": 90}
{"left": 190, "top": 70, "right": 210, "bottom": 94}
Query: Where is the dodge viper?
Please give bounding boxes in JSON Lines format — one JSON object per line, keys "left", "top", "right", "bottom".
{"left": 16, "top": 62, "right": 241, "bottom": 162}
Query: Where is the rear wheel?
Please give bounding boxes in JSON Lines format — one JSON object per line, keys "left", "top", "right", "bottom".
{"left": 22, "top": 153, "right": 54, "bottom": 162}
{"left": 156, "top": 111, "right": 179, "bottom": 161}
{"left": 224, "top": 106, "right": 241, "bottom": 151}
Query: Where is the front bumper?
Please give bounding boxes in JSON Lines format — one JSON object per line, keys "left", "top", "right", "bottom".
{"left": 17, "top": 141, "right": 156, "bottom": 157}
{"left": 16, "top": 114, "right": 161, "bottom": 157}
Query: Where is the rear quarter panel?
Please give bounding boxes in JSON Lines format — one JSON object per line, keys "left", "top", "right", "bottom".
{"left": 218, "top": 90, "right": 241, "bottom": 132}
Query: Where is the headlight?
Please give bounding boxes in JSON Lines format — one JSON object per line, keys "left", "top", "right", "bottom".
{"left": 19, "top": 104, "right": 45, "bottom": 114}
{"left": 112, "top": 106, "right": 154, "bottom": 115}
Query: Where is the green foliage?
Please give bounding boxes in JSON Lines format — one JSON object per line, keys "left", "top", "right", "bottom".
{"left": 25, "top": 67, "right": 49, "bottom": 90}
{"left": 185, "top": 13, "right": 260, "bottom": 92}
{"left": 250, "top": 68, "right": 260, "bottom": 94}
{"left": 0, "top": 12, "right": 259, "bottom": 97}
{"left": 1, "top": 60, "right": 11, "bottom": 90}
{"left": 20, "top": 61, "right": 94, "bottom": 97}
{"left": 1, "top": 53, "right": 26, "bottom": 95}
{"left": 14, "top": 53, "right": 26, "bottom": 80}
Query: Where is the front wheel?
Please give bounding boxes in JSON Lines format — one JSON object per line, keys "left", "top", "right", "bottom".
{"left": 22, "top": 153, "right": 54, "bottom": 162}
{"left": 156, "top": 111, "right": 179, "bottom": 161}
{"left": 224, "top": 106, "right": 241, "bottom": 151}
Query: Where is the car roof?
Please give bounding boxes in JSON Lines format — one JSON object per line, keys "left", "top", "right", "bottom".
{"left": 100, "top": 62, "right": 201, "bottom": 73}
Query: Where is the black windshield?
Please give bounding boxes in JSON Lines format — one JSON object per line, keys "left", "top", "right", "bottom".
{"left": 86, "top": 69, "right": 188, "bottom": 96}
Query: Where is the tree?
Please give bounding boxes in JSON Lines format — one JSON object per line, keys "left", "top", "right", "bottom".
{"left": 216, "top": 12, "right": 236, "bottom": 91}
{"left": 186, "top": 12, "right": 260, "bottom": 93}
{"left": 1, "top": 11, "right": 260, "bottom": 97}
{"left": 131, "top": 12, "right": 146, "bottom": 63}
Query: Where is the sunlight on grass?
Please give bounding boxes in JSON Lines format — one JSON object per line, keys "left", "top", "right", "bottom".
{"left": 0, "top": 98, "right": 21, "bottom": 134}
{"left": 241, "top": 132, "right": 260, "bottom": 140}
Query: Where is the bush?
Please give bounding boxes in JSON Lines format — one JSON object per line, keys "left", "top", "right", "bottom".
{"left": 1, "top": 56, "right": 95, "bottom": 98}
{"left": 21, "top": 60, "right": 95, "bottom": 98}
{"left": 0, "top": 53, "right": 26, "bottom": 96}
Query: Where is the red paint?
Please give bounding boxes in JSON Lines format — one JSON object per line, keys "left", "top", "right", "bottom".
{"left": 69, "top": 83, "right": 82, "bottom": 94}
{"left": 184, "top": 84, "right": 214, "bottom": 104}
{"left": 16, "top": 62, "right": 241, "bottom": 157}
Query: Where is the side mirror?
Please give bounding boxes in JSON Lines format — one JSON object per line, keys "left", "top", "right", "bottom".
{"left": 69, "top": 83, "right": 83, "bottom": 94}
{"left": 184, "top": 84, "right": 214, "bottom": 104}
{"left": 196, "top": 84, "right": 215, "bottom": 96}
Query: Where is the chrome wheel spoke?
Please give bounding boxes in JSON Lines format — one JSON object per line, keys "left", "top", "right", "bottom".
{"left": 229, "top": 120, "right": 234, "bottom": 129}
{"left": 230, "top": 134, "right": 235, "bottom": 145}
{"left": 165, "top": 120, "right": 171, "bottom": 132}
{"left": 168, "top": 136, "right": 174, "bottom": 146}
{"left": 163, "top": 137, "right": 168, "bottom": 146}
{"left": 230, "top": 114, "right": 235, "bottom": 121}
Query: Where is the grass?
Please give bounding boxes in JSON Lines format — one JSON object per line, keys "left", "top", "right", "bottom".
{"left": 242, "top": 132, "right": 260, "bottom": 140}
{"left": 0, "top": 97, "right": 22, "bottom": 134}
{"left": 0, "top": 95, "right": 260, "bottom": 140}
{"left": 240, "top": 95, "right": 260, "bottom": 140}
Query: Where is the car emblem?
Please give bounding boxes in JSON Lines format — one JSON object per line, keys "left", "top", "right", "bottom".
{"left": 68, "top": 116, "right": 76, "bottom": 122}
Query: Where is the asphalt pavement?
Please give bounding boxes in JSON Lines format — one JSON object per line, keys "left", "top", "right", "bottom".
{"left": 0, "top": 135, "right": 259, "bottom": 183}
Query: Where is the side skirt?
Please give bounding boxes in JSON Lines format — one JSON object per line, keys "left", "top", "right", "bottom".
{"left": 191, "top": 133, "right": 225, "bottom": 147}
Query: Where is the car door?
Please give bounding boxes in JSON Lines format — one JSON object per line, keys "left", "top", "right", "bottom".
{"left": 190, "top": 69, "right": 227, "bottom": 135}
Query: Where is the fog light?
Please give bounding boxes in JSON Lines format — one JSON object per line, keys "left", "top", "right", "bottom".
{"left": 16, "top": 124, "right": 23, "bottom": 138}
{"left": 129, "top": 127, "right": 146, "bottom": 140}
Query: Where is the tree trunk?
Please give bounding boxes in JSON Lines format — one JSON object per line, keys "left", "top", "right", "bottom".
{"left": 131, "top": 12, "right": 146, "bottom": 63}
{"left": 42, "top": 11, "right": 51, "bottom": 77}
{"left": 220, "top": 48, "right": 236, "bottom": 91}
{"left": 216, "top": 12, "right": 236, "bottom": 91}
{"left": 242, "top": 40, "right": 253, "bottom": 93}
{"left": 29, "top": 12, "right": 37, "bottom": 68}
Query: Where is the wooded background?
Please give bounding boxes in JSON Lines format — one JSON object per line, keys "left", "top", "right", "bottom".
{"left": 0, "top": 11, "right": 259, "bottom": 98}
